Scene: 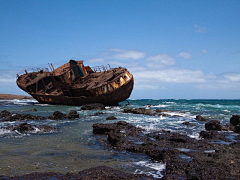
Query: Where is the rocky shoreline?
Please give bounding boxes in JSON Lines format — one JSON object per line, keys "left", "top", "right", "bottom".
{"left": 0, "top": 104, "right": 240, "bottom": 179}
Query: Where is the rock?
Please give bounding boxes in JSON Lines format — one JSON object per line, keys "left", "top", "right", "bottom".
{"left": 0, "top": 110, "right": 11, "bottom": 118}
{"left": 196, "top": 115, "right": 207, "bottom": 121}
{"left": 230, "top": 115, "right": 240, "bottom": 126}
{"left": 205, "top": 120, "right": 222, "bottom": 131}
{"left": 6, "top": 123, "right": 56, "bottom": 133}
{"left": 81, "top": 103, "right": 106, "bottom": 110}
{"left": 182, "top": 121, "right": 196, "bottom": 126}
{"left": 1, "top": 166, "right": 152, "bottom": 179}
{"left": 2, "top": 113, "right": 46, "bottom": 121}
{"left": 234, "top": 124, "right": 240, "bottom": 133}
{"left": 106, "top": 116, "right": 117, "bottom": 120}
{"left": 93, "top": 112, "right": 104, "bottom": 116}
{"left": 123, "top": 108, "right": 153, "bottom": 115}
{"left": 92, "top": 121, "right": 240, "bottom": 179}
{"left": 199, "top": 130, "right": 221, "bottom": 139}
{"left": 49, "top": 111, "right": 67, "bottom": 120}
{"left": 67, "top": 110, "right": 79, "bottom": 119}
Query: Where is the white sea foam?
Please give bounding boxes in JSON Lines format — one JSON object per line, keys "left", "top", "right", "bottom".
{"left": 134, "top": 161, "right": 166, "bottom": 179}
{"left": 150, "top": 104, "right": 169, "bottom": 108}
{"left": 0, "top": 129, "right": 12, "bottom": 136}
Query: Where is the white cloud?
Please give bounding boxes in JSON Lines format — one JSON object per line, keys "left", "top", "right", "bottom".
{"left": 224, "top": 73, "right": 240, "bottom": 82}
{"left": 194, "top": 24, "right": 208, "bottom": 33}
{"left": 134, "top": 84, "right": 159, "bottom": 90}
{"left": 134, "top": 69, "right": 206, "bottom": 83}
{"left": 88, "top": 58, "right": 105, "bottom": 63}
{"left": 110, "top": 49, "right": 146, "bottom": 60}
{"left": 178, "top": 52, "right": 192, "bottom": 59}
{"left": 146, "top": 54, "right": 175, "bottom": 68}
{"left": 199, "top": 49, "right": 208, "bottom": 56}
{"left": 0, "top": 77, "right": 15, "bottom": 84}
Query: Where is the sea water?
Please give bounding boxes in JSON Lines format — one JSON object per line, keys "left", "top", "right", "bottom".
{"left": 0, "top": 99, "right": 239, "bottom": 178}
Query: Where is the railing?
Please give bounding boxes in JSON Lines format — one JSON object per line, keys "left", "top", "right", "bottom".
{"left": 91, "top": 64, "right": 111, "bottom": 72}
{"left": 16, "top": 67, "right": 50, "bottom": 78}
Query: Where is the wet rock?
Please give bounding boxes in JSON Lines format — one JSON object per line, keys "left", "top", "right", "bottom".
{"left": 0, "top": 110, "right": 11, "bottom": 118}
{"left": 67, "top": 110, "right": 79, "bottom": 119}
{"left": 49, "top": 111, "right": 67, "bottom": 120}
{"left": 230, "top": 115, "right": 240, "bottom": 126}
{"left": 2, "top": 113, "right": 46, "bottom": 121}
{"left": 123, "top": 108, "right": 153, "bottom": 115}
{"left": 106, "top": 116, "right": 117, "bottom": 120}
{"left": 2, "top": 166, "right": 152, "bottom": 179}
{"left": 182, "top": 121, "right": 196, "bottom": 126}
{"left": 234, "top": 124, "right": 240, "bottom": 133}
{"left": 205, "top": 120, "right": 222, "bottom": 131}
{"left": 6, "top": 123, "right": 56, "bottom": 133}
{"left": 196, "top": 115, "right": 207, "bottom": 121}
{"left": 93, "top": 112, "right": 104, "bottom": 116}
{"left": 199, "top": 130, "right": 227, "bottom": 139}
{"left": 222, "top": 123, "right": 235, "bottom": 131}
{"left": 93, "top": 121, "right": 240, "bottom": 180}
{"left": 81, "top": 103, "right": 106, "bottom": 110}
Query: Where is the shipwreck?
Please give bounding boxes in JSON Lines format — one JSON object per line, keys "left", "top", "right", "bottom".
{"left": 16, "top": 60, "right": 134, "bottom": 106}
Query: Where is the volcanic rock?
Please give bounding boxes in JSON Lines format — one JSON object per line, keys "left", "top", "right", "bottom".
{"left": 1, "top": 166, "right": 152, "bottom": 179}
{"left": 49, "top": 111, "right": 67, "bottom": 120}
{"left": 230, "top": 115, "right": 240, "bottom": 126}
{"left": 2, "top": 113, "right": 46, "bottom": 121}
{"left": 123, "top": 108, "right": 153, "bottom": 115}
{"left": 106, "top": 116, "right": 117, "bottom": 120}
{"left": 0, "top": 110, "right": 11, "bottom": 118}
{"left": 196, "top": 115, "right": 207, "bottom": 121}
{"left": 6, "top": 123, "right": 56, "bottom": 133}
{"left": 205, "top": 120, "right": 222, "bottom": 131}
{"left": 67, "top": 110, "right": 79, "bottom": 119}
{"left": 93, "top": 121, "right": 240, "bottom": 179}
{"left": 81, "top": 103, "right": 106, "bottom": 110}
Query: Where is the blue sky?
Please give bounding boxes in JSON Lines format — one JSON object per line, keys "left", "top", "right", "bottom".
{"left": 0, "top": 0, "right": 240, "bottom": 99}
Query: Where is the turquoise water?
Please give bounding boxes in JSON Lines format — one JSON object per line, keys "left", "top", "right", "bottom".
{"left": 0, "top": 99, "right": 239, "bottom": 178}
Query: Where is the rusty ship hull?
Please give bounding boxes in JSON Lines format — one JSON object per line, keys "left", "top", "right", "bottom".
{"left": 16, "top": 60, "right": 134, "bottom": 106}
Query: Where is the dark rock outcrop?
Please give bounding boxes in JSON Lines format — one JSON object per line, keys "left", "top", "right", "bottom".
{"left": 230, "top": 115, "right": 240, "bottom": 126}
{"left": 196, "top": 115, "right": 207, "bottom": 121}
{"left": 67, "top": 110, "right": 79, "bottom": 119}
{"left": 0, "top": 110, "right": 11, "bottom": 118}
{"left": 106, "top": 116, "right": 117, "bottom": 120}
{"left": 6, "top": 123, "right": 56, "bottom": 133}
{"left": 81, "top": 103, "right": 106, "bottom": 110}
{"left": 0, "top": 166, "right": 152, "bottom": 179}
{"left": 205, "top": 120, "right": 222, "bottom": 131}
{"left": 2, "top": 113, "right": 46, "bottom": 121}
{"left": 49, "top": 111, "right": 67, "bottom": 120}
{"left": 123, "top": 108, "right": 153, "bottom": 115}
{"left": 93, "top": 121, "right": 240, "bottom": 180}
{"left": 1, "top": 110, "right": 79, "bottom": 121}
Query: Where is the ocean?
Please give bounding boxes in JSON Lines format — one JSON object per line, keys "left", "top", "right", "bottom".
{"left": 0, "top": 99, "right": 239, "bottom": 178}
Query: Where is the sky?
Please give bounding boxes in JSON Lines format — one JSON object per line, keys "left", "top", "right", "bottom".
{"left": 0, "top": 0, "right": 240, "bottom": 99}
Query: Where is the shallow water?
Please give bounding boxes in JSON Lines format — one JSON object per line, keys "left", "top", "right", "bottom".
{"left": 0, "top": 99, "right": 239, "bottom": 177}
